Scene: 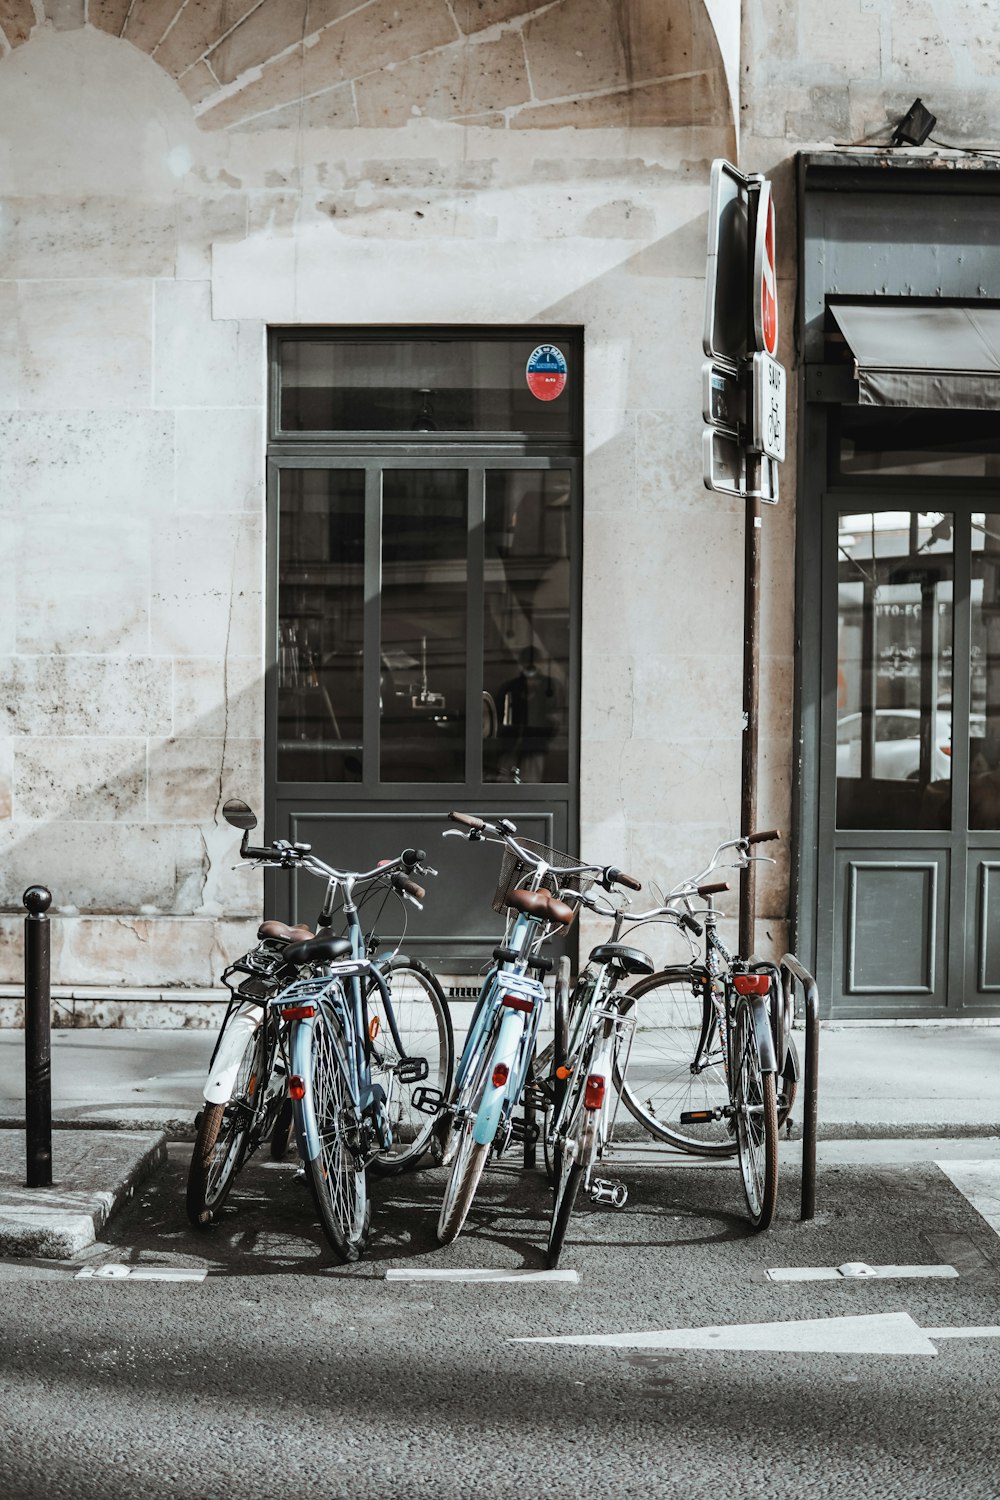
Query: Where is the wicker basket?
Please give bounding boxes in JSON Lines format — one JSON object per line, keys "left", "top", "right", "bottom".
{"left": 492, "top": 838, "right": 597, "bottom": 915}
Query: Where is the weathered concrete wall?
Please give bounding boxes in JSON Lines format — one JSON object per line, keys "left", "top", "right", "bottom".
{"left": 0, "top": 3, "right": 776, "bottom": 989}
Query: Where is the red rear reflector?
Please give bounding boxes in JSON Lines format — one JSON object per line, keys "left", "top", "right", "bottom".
{"left": 584, "top": 1074, "right": 605, "bottom": 1110}
{"left": 492, "top": 1063, "right": 509, "bottom": 1088}
{"left": 281, "top": 1004, "right": 316, "bottom": 1020}
{"left": 942, "top": 744, "right": 952, "bottom": 756}
{"left": 289, "top": 1075, "right": 306, "bottom": 1100}
{"left": 733, "top": 974, "right": 770, "bottom": 996}
{"left": 501, "top": 993, "right": 534, "bottom": 1013}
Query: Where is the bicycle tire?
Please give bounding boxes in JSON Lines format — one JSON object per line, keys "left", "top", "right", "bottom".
{"left": 368, "top": 958, "right": 454, "bottom": 1175}
{"left": 269, "top": 1095, "right": 293, "bottom": 1161}
{"left": 302, "top": 1006, "right": 371, "bottom": 1261}
{"left": 437, "top": 1024, "right": 495, "bottom": 1244}
{"left": 614, "top": 966, "right": 736, "bottom": 1156}
{"left": 546, "top": 1067, "right": 592, "bottom": 1269}
{"left": 186, "top": 1024, "right": 264, "bottom": 1228}
{"left": 733, "top": 998, "right": 779, "bottom": 1231}
{"left": 542, "top": 956, "right": 572, "bottom": 1182}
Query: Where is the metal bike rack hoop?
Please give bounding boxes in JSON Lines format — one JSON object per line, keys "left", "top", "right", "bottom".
{"left": 779, "top": 952, "right": 820, "bottom": 1221}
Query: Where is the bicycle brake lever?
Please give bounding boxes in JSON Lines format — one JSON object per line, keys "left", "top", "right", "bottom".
{"left": 402, "top": 893, "right": 424, "bottom": 911}
{"left": 419, "top": 863, "right": 438, "bottom": 878}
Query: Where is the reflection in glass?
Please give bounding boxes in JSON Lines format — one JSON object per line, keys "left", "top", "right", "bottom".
{"left": 970, "top": 514, "right": 1000, "bottom": 829}
{"left": 483, "top": 470, "right": 571, "bottom": 784}
{"left": 838, "top": 408, "right": 1000, "bottom": 479}
{"left": 380, "top": 471, "right": 467, "bottom": 783}
{"left": 837, "top": 512, "right": 953, "bottom": 830}
{"left": 278, "top": 338, "right": 576, "bottom": 438}
{"left": 277, "top": 471, "right": 365, "bottom": 783}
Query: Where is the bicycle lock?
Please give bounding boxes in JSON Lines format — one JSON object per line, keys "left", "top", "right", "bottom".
{"left": 23, "top": 885, "right": 53, "bottom": 1188}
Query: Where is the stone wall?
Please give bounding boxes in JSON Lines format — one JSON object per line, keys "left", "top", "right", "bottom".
{"left": 0, "top": 3, "right": 792, "bottom": 990}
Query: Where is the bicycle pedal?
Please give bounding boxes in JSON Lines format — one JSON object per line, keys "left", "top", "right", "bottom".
{"left": 679, "top": 1108, "right": 724, "bottom": 1124}
{"left": 509, "top": 1118, "right": 540, "bottom": 1146}
{"left": 397, "top": 1056, "right": 429, "bottom": 1085}
{"left": 589, "top": 1177, "right": 628, "bottom": 1209}
{"left": 411, "top": 1085, "right": 444, "bottom": 1117}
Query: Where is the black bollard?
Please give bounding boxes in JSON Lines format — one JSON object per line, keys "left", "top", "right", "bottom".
{"left": 23, "top": 886, "right": 52, "bottom": 1189}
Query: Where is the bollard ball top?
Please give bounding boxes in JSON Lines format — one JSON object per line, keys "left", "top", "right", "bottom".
{"left": 23, "top": 886, "right": 52, "bottom": 916}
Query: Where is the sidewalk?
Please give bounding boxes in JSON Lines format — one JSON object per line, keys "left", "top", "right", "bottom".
{"left": 0, "top": 1022, "right": 997, "bottom": 1257}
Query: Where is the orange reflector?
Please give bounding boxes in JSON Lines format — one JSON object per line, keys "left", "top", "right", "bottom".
{"left": 492, "top": 1063, "right": 509, "bottom": 1088}
{"left": 501, "top": 993, "right": 534, "bottom": 1013}
{"left": 584, "top": 1074, "right": 605, "bottom": 1110}
{"left": 289, "top": 1075, "right": 306, "bottom": 1100}
{"left": 555, "top": 1064, "right": 572, "bottom": 1080}
{"left": 369, "top": 1015, "right": 381, "bottom": 1040}
{"left": 732, "top": 973, "right": 770, "bottom": 996}
{"left": 281, "top": 1004, "right": 316, "bottom": 1020}
{"left": 247, "top": 1073, "right": 257, "bottom": 1097}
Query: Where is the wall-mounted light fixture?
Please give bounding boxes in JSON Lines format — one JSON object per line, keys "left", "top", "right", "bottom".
{"left": 892, "top": 98, "right": 936, "bottom": 147}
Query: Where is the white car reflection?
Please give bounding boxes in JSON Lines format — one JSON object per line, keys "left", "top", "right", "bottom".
{"left": 836, "top": 709, "right": 985, "bottom": 781}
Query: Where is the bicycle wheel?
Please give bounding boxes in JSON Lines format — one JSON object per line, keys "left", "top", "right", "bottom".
{"left": 437, "top": 1026, "right": 495, "bottom": 1245}
{"left": 186, "top": 1024, "right": 264, "bottom": 1228}
{"left": 302, "top": 1006, "right": 371, "bottom": 1261}
{"left": 614, "top": 967, "right": 736, "bottom": 1155}
{"left": 367, "top": 958, "right": 454, "bottom": 1175}
{"left": 541, "top": 956, "right": 571, "bottom": 1182}
{"left": 546, "top": 1064, "right": 593, "bottom": 1269}
{"left": 732, "top": 998, "right": 779, "bottom": 1231}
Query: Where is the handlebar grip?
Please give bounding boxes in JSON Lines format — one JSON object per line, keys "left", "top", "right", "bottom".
{"left": 392, "top": 872, "right": 426, "bottom": 901}
{"left": 243, "top": 845, "right": 273, "bottom": 860}
{"left": 680, "top": 912, "right": 704, "bottom": 937}
{"left": 448, "top": 811, "right": 485, "bottom": 830}
{"left": 698, "top": 880, "right": 730, "bottom": 897}
{"left": 606, "top": 867, "right": 642, "bottom": 893}
{"left": 747, "top": 829, "right": 781, "bottom": 845}
{"left": 401, "top": 848, "right": 426, "bottom": 868}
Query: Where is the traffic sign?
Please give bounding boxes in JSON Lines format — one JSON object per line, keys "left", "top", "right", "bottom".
{"left": 703, "top": 159, "right": 750, "bottom": 365}
{"left": 752, "top": 180, "right": 778, "bottom": 356}
{"left": 750, "top": 352, "right": 785, "bottom": 461}
{"left": 702, "top": 361, "right": 745, "bottom": 432}
{"left": 702, "top": 428, "right": 745, "bottom": 497}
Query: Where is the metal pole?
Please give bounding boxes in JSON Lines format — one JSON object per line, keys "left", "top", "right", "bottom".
{"left": 781, "top": 953, "right": 820, "bottom": 1221}
{"left": 740, "top": 479, "right": 763, "bottom": 957}
{"left": 23, "top": 885, "right": 52, "bottom": 1189}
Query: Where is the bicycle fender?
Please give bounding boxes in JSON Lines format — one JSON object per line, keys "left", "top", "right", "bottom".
{"left": 289, "top": 1014, "right": 320, "bottom": 1162}
{"left": 203, "top": 1004, "right": 264, "bottom": 1104}
{"left": 782, "top": 1032, "right": 801, "bottom": 1082}
{"left": 473, "top": 1008, "right": 524, "bottom": 1147}
{"left": 747, "top": 994, "right": 778, "bottom": 1073}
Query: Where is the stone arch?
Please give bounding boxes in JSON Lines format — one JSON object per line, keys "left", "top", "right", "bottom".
{"left": 7, "top": 0, "right": 734, "bottom": 134}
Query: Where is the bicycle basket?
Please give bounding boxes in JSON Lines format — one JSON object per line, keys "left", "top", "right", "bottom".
{"left": 492, "top": 838, "right": 597, "bottom": 915}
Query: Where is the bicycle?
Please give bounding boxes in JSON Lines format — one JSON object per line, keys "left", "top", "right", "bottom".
{"left": 614, "top": 831, "right": 797, "bottom": 1230}
{"left": 186, "top": 800, "right": 453, "bottom": 1259}
{"left": 435, "top": 813, "right": 619, "bottom": 1246}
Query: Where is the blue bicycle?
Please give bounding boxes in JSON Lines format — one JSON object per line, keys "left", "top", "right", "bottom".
{"left": 435, "top": 813, "right": 621, "bottom": 1245}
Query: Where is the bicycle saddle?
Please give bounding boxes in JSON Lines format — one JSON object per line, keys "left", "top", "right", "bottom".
{"left": 507, "top": 887, "right": 576, "bottom": 928}
{"left": 258, "top": 920, "right": 315, "bottom": 943}
{"left": 282, "top": 934, "right": 354, "bottom": 967}
{"left": 589, "top": 943, "right": 655, "bottom": 976}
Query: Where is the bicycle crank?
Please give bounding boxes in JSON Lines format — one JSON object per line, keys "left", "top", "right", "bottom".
{"left": 589, "top": 1177, "right": 628, "bottom": 1209}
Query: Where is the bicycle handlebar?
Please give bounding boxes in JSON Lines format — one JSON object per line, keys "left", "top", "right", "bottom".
{"left": 747, "top": 829, "right": 781, "bottom": 846}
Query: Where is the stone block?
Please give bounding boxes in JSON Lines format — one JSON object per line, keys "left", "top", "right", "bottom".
{"left": 18, "top": 280, "right": 152, "bottom": 410}
{"left": 581, "top": 734, "right": 742, "bottom": 833}
{"left": 206, "top": 0, "right": 364, "bottom": 86}
{"left": 513, "top": 73, "right": 728, "bottom": 130}
{"left": 176, "top": 61, "right": 222, "bottom": 106}
{"left": 452, "top": 0, "right": 552, "bottom": 33}
{"left": 88, "top": 0, "right": 130, "bottom": 36}
{"left": 153, "top": 1, "right": 260, "bottom": 79}
{"left": 0, "top": 657, "right": 173, "bottom": 738}
{"left": 0, "top": 410, "right": 174, "bottom": 516}
{"left": 172, "top": 656, "right": 264, "bottom": 740}
{"left": 0, "top": 738, "right": 11, "bottom": 820}
{"left": 583, "top": 409, "right": 636, "bottom": 515}
{"left": 355, "top": 32, "right": 529, "bottom": 127}
{"left": 0, "top": 282, "right": 16, "bottom": 409}
{"left": 54, "top": 915, "right": 223, "bottom": 989}
{"left": 632, "top": 653, "right": 745, "bottom": 742}
{"left": 579, "top": 651, "right": 637, "bottom": 744}
{"left": 153, "top": 279, "right": 263, "bottom": 408}
{"left": 175, "top": 406, "right": 264, "bottom": 513}
{"left": 15, "top": 513, "right": 149, "bottom": 656}
{"left": 223, "top": 84, "right": 358, "bottom": 132}
{"left": 43, "top": 0, "right": 85, "bottom": 31}
{"left": 122, "top": 0, "right": 185, "bottom": 52}
{"left": 2, "top": 195, "right": 177, "bottom": 279}
{"left": 149, "top": 512, "right": 262, "bottom": 658}
{"left": 14, "top": 738, "right": 147, "bottom": 822}
{"left": 0, "top": 0, "right": 36, "bottom": 46}
{"left": 147, "top": 736, "right": 262, "bottom": 822}
{"left": 174, "top": 192, "right": 249, "bottom": 279}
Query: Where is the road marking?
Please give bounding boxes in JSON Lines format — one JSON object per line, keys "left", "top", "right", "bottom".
{"left": 386, "top": 1268, "right": 578, "bottom": 1284}
{"left": 766, "top": 1262, "right": 958, "bottom": 1282}
{"left": 937, "top": 1160, "right": 1000, "bottom": 1238}
{"left": 74, "top": 1263, "right": 207, "bottom": 1282}
{"left": 513, "top": 1313, "right": 939, "bottom": 1355}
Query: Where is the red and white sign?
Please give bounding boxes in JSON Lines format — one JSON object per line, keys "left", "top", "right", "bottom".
{"left": 752, "top": 182, "right": 778, "bottom": 357}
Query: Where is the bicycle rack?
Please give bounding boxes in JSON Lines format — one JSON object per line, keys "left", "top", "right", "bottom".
{"left": 778, "top": 952, "right": 820, "bottom": 1222}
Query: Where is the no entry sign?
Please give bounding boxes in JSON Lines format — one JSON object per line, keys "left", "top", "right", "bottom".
{"left": 753, "top": 181, "right": 778, "bottom": 357}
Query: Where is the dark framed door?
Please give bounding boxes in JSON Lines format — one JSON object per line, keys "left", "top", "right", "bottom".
{"left": 818, "top": 497, "right": 1000, "bottom": 1014}
{"left": 264, "top": 452, "right": 581, "bottom": 970}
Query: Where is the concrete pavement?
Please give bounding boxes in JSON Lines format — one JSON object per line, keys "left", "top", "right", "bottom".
{"left": 0, "top": 1019, "right": 997, "bottom": 1257}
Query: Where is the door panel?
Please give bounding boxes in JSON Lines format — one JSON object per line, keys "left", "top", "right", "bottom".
{"left": 836, "top": 852, "right": 947, "bottom": 1000}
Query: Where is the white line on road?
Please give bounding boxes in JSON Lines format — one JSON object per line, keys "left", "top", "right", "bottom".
{"left": 74, "top": 1264, "right": 207, "bottom": 1282}
{"left": 513, "top": 1312, "right": 937, "bottom": 1354}
{"left": 386, "top": 1268, "right": 579, "bottom": 1284}
{"left": 766, "top": 1262, "right": 958, "bottom": 1282}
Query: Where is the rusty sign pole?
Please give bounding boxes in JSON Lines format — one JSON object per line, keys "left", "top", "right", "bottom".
{"left": 740, "top": 469, "right": 762, "bottom": 958}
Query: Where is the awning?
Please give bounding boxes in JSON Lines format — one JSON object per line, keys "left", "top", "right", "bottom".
{"left": 831, "top": 303, "right": 1000, "bottom": 409}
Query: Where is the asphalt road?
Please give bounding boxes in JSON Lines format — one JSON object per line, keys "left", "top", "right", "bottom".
{"left": 2, "top": 1144, "right": 1000, "bottom": 1500}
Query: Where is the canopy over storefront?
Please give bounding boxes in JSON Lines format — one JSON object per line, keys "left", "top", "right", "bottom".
{"left": 832, "top": 302, "right": 1000, "bottom": 409}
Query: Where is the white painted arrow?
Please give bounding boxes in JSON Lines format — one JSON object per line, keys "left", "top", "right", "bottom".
{"left": 513, "top": 1312, "right": 937, "bottom": 1356}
